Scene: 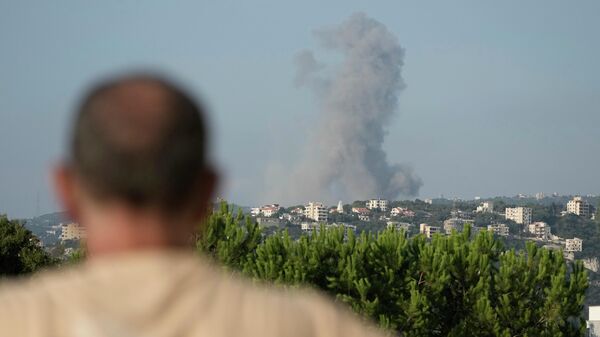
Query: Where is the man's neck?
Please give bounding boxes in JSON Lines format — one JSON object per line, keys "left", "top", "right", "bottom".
{"left": 81, "top": 206, "right": 194, "bottom": 258}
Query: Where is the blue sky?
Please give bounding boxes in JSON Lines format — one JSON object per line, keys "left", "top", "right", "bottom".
{"left": 1, "top": 1, "right": 599, "bottom": 217}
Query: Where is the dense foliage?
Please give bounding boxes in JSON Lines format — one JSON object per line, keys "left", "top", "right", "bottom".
{"left": 0, "top": 215, "right": 55, "bottom": 276}
{"left": 551, "top": 214, "right": 600, "bottom": 258}
{"left": 199, "top": 203, "right": 589, "bottom": 337}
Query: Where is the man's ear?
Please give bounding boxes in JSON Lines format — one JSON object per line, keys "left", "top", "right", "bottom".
{"left": 52, "top": 163, "right": 81, "bottom": 223}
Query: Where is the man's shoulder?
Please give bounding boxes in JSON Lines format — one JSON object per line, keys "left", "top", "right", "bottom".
{"left": 219, "top": 276, "right": 385, "bottom": 337}
{"left": 0, "top": 266, "right": 80, "bottom": 300}
{"left": 0, "top": 253, "right": 387, "bottom": 337}
{"left": 152, "top": 254, "right": 386, "bottom": 337}
{"left": 0, "top": 266, "right": 87, "bottom": 336}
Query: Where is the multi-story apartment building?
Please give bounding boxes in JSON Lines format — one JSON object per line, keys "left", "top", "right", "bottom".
{"left": 505, "top": 207, "right": 532, "bottom": 225}
{"left": 528, "top": 222, "right": 551, "bottom": 240}
{"left": 304, "top": 202, "right": 328, "bottom": 223}
{"left": 419, "top": 223, "right": 441, "bottom": 238}
{"left": 366, "top": 198, "right": 389, "bottom": 212}
{"left": 566, "top": 196, "right": 591, "bottom": 217}
{"left": 565, "top": 238, "right": 583, "bottom": 252}
{"left": 487, "top": 223, "right": 510, "bottom": 237}
{"left": 60, "top": 223, "right": 86, "bottom": 241}
{"left": 443, "top": 217, "right": 474, "bottom": 235}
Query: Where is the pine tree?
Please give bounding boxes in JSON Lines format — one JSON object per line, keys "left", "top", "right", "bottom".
{"left": 196, "top": 202, "right": 262, "bottom": 270}
{"left": 198, "top": 204, "right": 589, "bottom": 336}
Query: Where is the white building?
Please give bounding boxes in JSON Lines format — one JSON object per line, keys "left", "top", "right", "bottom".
{"left": 565, "top": 238, "right": 583, "bottom": 252}
{"left": 261, "top": 206, "right": 279, "bottom": 217}
{"left": 528, "top": 222, "right": 551, "bottom": 240}
{"left": 583, "top": 257, "right": 598, "bottom": 272}
{"left": 366, "top": 199, "right": 389, "bottom": 212}
{"left": 443, "top": 217, "right": 474, "bottom": 235}
{"left": 505, "top": 207, "right": 532, "bottom": 225}
{"left": 487, "top": 223, "right": 510, "bottom": 237}
{"left": 300, "top": 222, "right": 319, "bottom": 234}
{"left": 358, "top": 214, "right": 370, "bottom": 222}
{"left": 251, "top": 204, "right": 281, "bottom": 217}
{"left": 475, "top": 201, "right": 494, "bottom": 213}
{"left": 290, "top": 207, "right": 304, "bottom": 215}
{"left": 390, "top": 207, "right": 402, "bottom": 216}
{"left": 390, "top": 207, "right": 415, "bottom": 217}
{"left": 60, "top": 223, "right": 86, "bottom": 241}
{"left": 419, "top": 223, "right": 441, "bottom": 238}
{"left": 566, "top": 196, "right": 591, "bottom": 217}
{"left": 304, "top": 202, "right": 328, "bottom": 223}
{"left": 589, "top": 306, "right": 600, "bottom": 336}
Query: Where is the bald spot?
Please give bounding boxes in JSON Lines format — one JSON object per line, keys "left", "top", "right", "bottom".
{"left": 70, "top": 74, "right": 207, "bottom": 210}
{"left": 86, "top": 80, "right": 178, "bottom": 153}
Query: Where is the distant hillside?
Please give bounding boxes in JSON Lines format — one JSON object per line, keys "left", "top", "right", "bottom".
{"left": 24, "top": 212, "right": 69, "bottom": 246}
{"left": 23, "top": 205, "right": 255, "bottom": 247}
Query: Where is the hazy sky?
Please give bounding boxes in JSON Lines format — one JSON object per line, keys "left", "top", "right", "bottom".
{"left": 1, "top": 1, "right": 599, "bottom": 218}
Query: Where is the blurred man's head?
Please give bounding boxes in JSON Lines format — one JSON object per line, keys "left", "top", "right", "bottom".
{"left": 54, "top": 74, "right": 217, "bottom": 255}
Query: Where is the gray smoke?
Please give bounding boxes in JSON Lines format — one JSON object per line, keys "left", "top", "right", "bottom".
{"left": 278, "top": 13, "right": 422, "bottom": 203}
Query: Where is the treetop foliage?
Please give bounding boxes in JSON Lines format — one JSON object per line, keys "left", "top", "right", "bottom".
{"left": 0, "top": 214, "right": 55, "bottom": 276}
{"left": 198, "top": 202, "right": 589, "bottom": 337}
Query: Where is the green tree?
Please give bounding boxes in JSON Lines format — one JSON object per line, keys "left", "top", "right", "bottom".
{"left": 0, "top": 215, "right": 55, "bottom": 275}
{"left": 197, "top": 203, "right": 589, "bottom": 337}
{"left": 196, "top": 202, "right": 262, "bottom": 270}
{"left": 67, "top": 247, "right": 86, "bottom": 264}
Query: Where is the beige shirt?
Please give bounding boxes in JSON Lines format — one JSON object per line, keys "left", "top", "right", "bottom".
{"left": 0, "top": 250, "right": 386, "bottom": 337}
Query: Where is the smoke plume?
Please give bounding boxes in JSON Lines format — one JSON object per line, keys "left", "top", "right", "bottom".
{"left": 275, "top": 13, "right": 422, "bottom": 203}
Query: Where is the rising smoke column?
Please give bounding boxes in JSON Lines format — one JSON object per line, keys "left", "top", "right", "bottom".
{"left": 286, "top": 12, "right": 422, "bottom": 202}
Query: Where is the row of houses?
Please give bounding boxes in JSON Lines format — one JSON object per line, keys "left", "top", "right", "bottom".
{"left": 419, "top": 222, "right": 511, "bottom": 239}
{"left": 474, "top": 196, "right": 594, "bottom": 227}
{"left": 250, "top": 204, "right": 282, "bottom": 217}
{"left": 419, "top": 219, "right": 583, "bottom": 253}
{"left": 252, "top": 198, "right": 418, "bottom": 225}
